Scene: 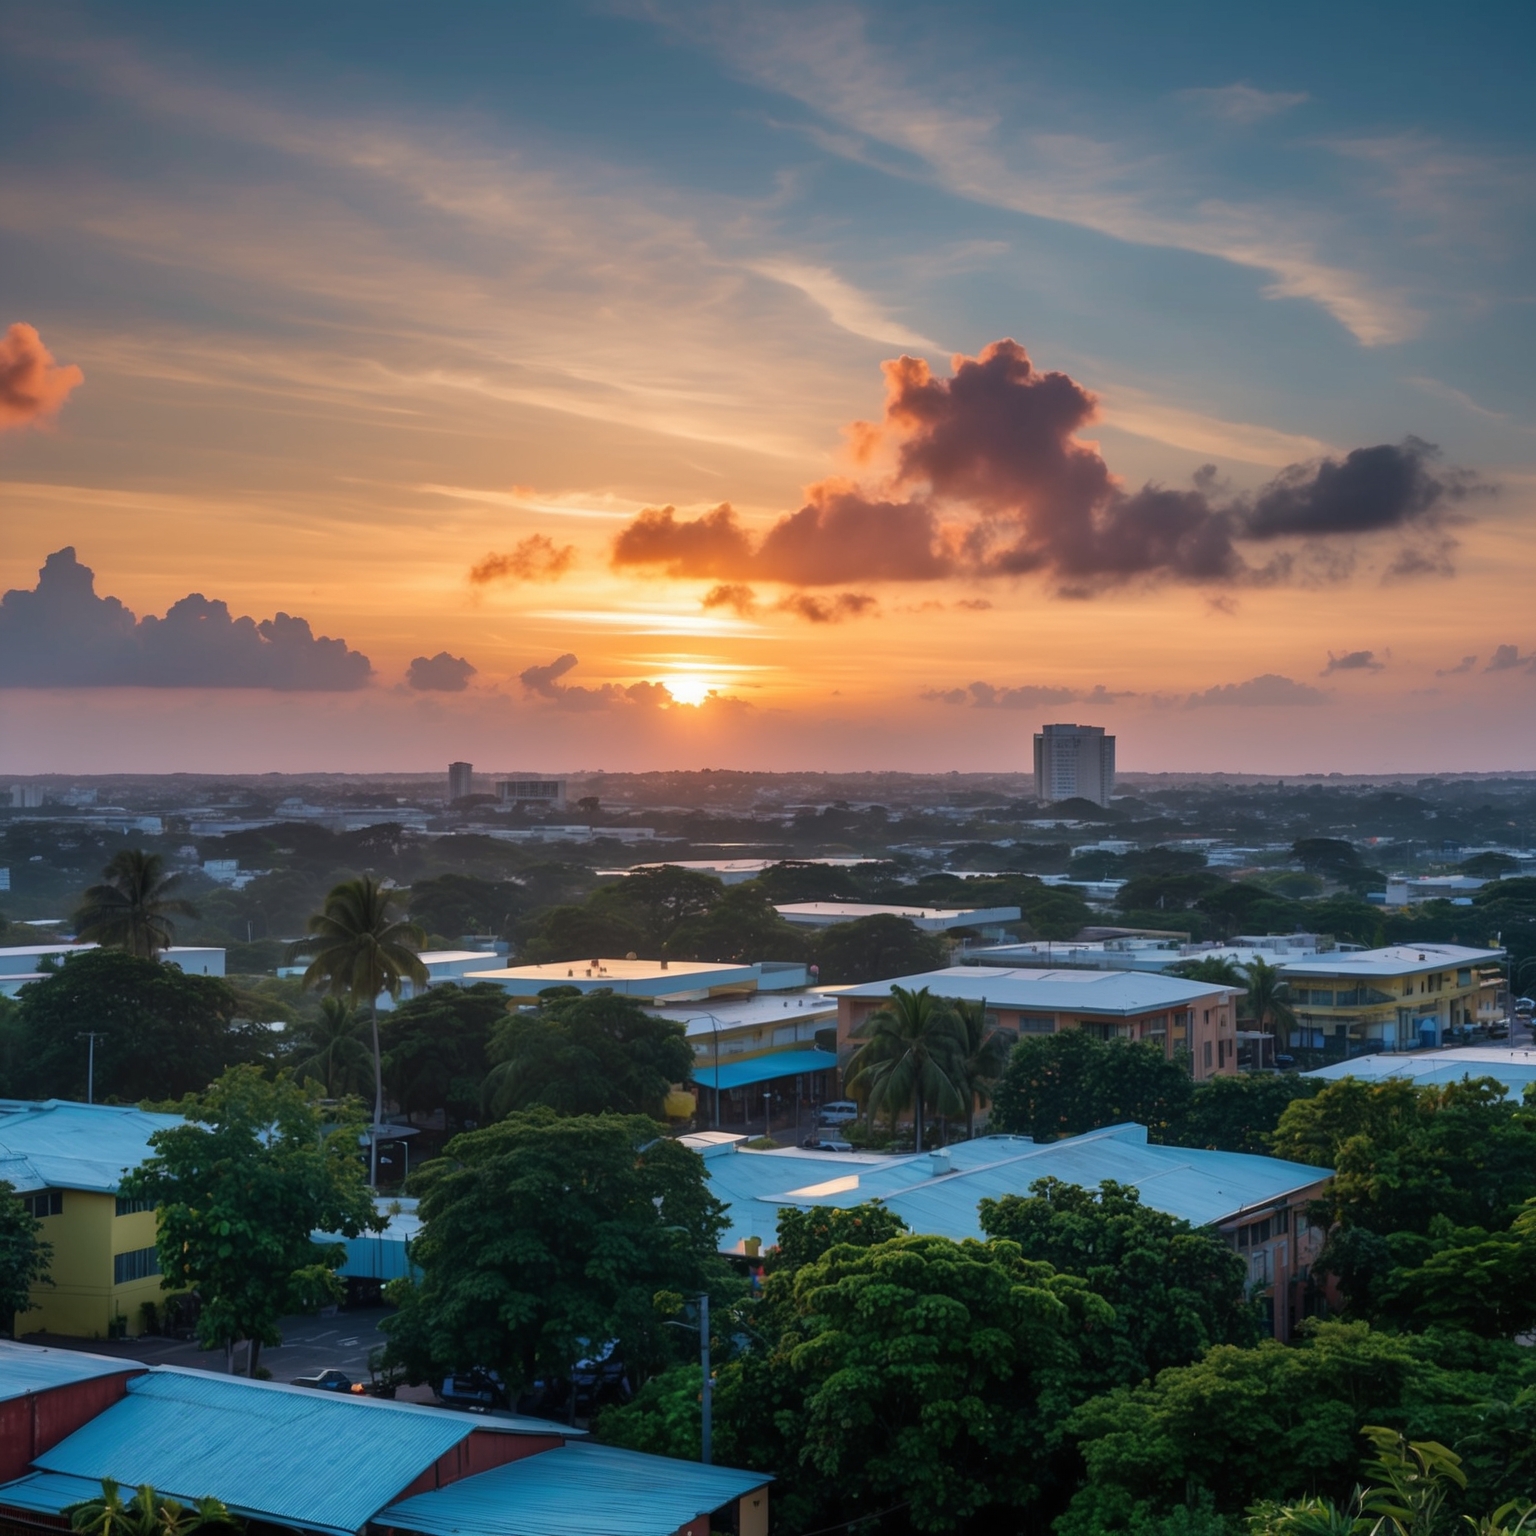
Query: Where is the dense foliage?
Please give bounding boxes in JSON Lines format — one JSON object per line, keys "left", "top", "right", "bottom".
{"left": 0, "top": 1179, "right": 52, "bottom": 1334}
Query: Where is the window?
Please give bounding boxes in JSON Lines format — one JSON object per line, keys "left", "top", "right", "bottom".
{"left": 115, "top": 1195, "right": 154, "bottom": 1216}
{"left": 113, "top": 1247, "right": 161, "bottom": 1285}
{"left": 22, "top": 1190, "right": 63, "bottom": 1219}
{"left": 1203, "top": 1041, "right": 1213, "bottom": 1069}
{"left": 1457, "top": 969, "right": 1471, "bottom": 987}
{"left": 1017, "top": 1015, "right": 1054, "bottom": 1034}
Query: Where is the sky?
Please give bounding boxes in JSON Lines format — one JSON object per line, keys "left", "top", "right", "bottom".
{"left": 2, "top": 0, "right": 1535, "bottom": 776}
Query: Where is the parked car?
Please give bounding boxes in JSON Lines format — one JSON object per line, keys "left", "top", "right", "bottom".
{"left": 290, "top": 1369, "right": 356, "bottom": 1392}
{"left": 817, "top": 1100, "right": 859, "bottom": 1126}
{"left": 1515, "top": 997, "right": 1534, "bottom": 1014}
{"left": 801, "top": 1136, "right": 853, "bottom": 1152}
{"left": 440, "top": 1368, "right": 510, "bottom": 1412}
{"left": 515, "top": 1341, "right": 630, "bottom": 1421}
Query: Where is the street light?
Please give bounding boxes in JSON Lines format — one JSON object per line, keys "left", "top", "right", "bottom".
{"left": 695, "top": 1013, "right": 723, "bottom": 1129}
{"left": 77, "top": 1032, "right": 104, "bottom": 1104}
{"left": 664, "top": 1292, "right": 713, "bottom": 1464}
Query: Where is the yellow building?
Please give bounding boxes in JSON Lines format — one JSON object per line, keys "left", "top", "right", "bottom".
{"left": 1278, "top": 942, "right": 1505, "bottom": 1056}
{"left": 0, "top": 1100, "right": 180, "bottom": 1339}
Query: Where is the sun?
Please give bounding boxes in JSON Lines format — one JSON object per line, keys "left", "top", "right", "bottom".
{"left": 665, "top": 675, "right": 716, "bottom": 706}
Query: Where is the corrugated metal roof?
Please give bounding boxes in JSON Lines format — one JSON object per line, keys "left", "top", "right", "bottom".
{"left": 1279, "top": 943, "right": 1502, "bottom": 978}
{"left": 830, "top": 966, "right": 1234, "bottom": 1015}
{"left": 0, "top": 1341, "right": 140, "bottom": 1403}
{"left": 702, "top": 1125, "right": 1331, "bottom": 1250}
{"left": 385, "top": 1442, "right": 768, "bottom": 1536}
{"left": 0, "top": 1100, "right": 183, "bottom": 1195}
{"left": 0, "top": 1470, "right": 105, "bottom": 1515}
{"left": 693, "top": 1049, "right": 838, "bottom": 1091}
{"left": 34, "top": 1368, "right": 565, "bottom": 1536}
{"left": 1306, "top": 1048, "right": 1536, "bottom": 1091}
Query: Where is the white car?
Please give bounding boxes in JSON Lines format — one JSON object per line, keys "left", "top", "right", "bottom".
{"left": 817, "top": 1100, "right": 859, "bottom": 1127}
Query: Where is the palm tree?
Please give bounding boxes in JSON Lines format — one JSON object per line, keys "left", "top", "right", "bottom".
{"left": 949, "top": 997, "right": 1013, "bottom": 1139}
{"left": 65, "top": 1479, "right": 241, "bottom": 1536}
{"left": 286, "top": 996, "right": 373, "bottom": 1099}
{"left": 289, "top": 877, "right": 426, "bottom": 1184}
{"left": 1175, "top": 956, "right": 1245, "bottom": 987}
{"left": 845, "top": 984, "right": 966, "bottom": 1153}
{"left": 1244, "top": 957, "right": 1297, "bottom": 1052}
{"left": 73, "top": 850, "right": 199, "bottom": 959}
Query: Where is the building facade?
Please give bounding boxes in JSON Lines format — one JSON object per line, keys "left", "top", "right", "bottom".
{"left": 447, "top": 761, "right": 474, "bottom": 801}
{"left": 1033, "top": 723, "right": 1116, "bottom": 806}
{"left": 495, "top": 777, "right": 567, "bottom": 811}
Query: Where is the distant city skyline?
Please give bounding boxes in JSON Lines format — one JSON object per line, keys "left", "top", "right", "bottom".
{"left": 2, "top": 2, "right": 1534, "bottom": 774}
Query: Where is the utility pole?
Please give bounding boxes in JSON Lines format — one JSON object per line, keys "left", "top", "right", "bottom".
{"left": 698, "top": 1291, "right": 712, "bottom": 1465}
{"left": 77, "top": 1032, "right": 104, "bottom": 1103}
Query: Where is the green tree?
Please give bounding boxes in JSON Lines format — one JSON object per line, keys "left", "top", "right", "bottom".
{"left": 380, "top": 982, "right": 506, "bottom": 1132}
{"left": 1242, "top": 958, "right": 1296, "bottom": 1051}
{"left": 768, "top": 1201, "right": 909, "bottom": 1272}
{"left": 284, "top": 996, "right": 373, "bottom": 1098}
{"left": 721, "top": 1234, "right": 1108, "bottom": 1534}
{"left": 663, "top": 884, "right": 809, "bottom": 964}
{"left": 3, "top": 949, "right": 267, "bottom": 1102}
{"left": 73, "top": 850, "right": 199, "bottom": 959}
{"left": 979, "top": 1178, "right": 1255, "bottom": 1390}
{"left": 811, "top": 914, "right": 948, "bottom": 984}
{"left": 120, "top": 1067, "right": 380, "bottom": 1375}
{"left": 408, "top": 873, "right": 524, "bottom": 941}
{"left": 520, "top": 904, "right": 648, "bottom": 964}
{"left": 949, "top": 996, "right": 1012, "bottom": 1138}
{"left": 0, "top": 1179, "right": 52, "bottom": 1336}
{"left": 481, "top": 990, "right": 693, "bottom": 1120}
{"left": 291, "top": 877, "right": 427, "bottom": 1184}
{"left": 1171, "top": 1073, "right": 1323, "bottom": 1155}
{"left": 382, "top": 1108, "right": 729, "bottom": 1393}
{"left": 991, "top": 1031, "right": 1195, "bottom": 1142}
{"left": 845, "top": 984, "right": 965, "bottom": 1152}
{"left": 64, "top": 1480, "right": 242, "bottom": 1536}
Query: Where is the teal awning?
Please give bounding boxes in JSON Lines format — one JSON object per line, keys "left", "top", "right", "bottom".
{"left": 694, "top": 1049, "right": 839, "bottom": 1092}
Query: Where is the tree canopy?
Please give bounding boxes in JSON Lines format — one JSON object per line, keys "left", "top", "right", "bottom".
{"left": 121, "top": 1067, "right": 380, "bottom": 1374}
{"left": 379, "top": 982, "right": 506, "bottom": 1132}
{"left": 382, "top": 1108, "right": 729, "bottom": 1391}
{"left": 0, "top": 948, "right": 267, "bottom": 1102}
{"left": 73, "top": 849, "right": 199, "bottom": 959}
{"left": 811, "top": 913, "right": 948, "bottom": 984}
{"left": 0, "top": 1179, "right": 52, "bottom": 1336}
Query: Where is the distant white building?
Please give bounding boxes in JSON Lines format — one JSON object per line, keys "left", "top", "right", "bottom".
{"left": 1384, "top": 874, "right": 1487, "bottom": 907}
{"left": 495, "top": 777, "right": 566, "bottom": 812}
{"left": 447, "top": 761, "right": 474, "bottom": 802}
{"left": 1034, "top": 724, "right": 1116, "bottom": 807}
{"left": 0, "top": 943, "right": 226, "bottom": 997}
{"left": 775, "top": 901, "right": 1020, "bottom": 937}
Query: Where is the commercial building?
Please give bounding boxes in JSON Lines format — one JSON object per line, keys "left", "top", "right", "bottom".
{"left": 967, "top": 933, "right": 1337, "bottom": 975}
{"left": 459, "top": 956, "right": 809, "bottom": 1005}
{"left": 1279, "top": 942, "right": 1504, "bottom": 1055}
{"left": 495, "top": 777, "right": 567, "bottom": 812}
{"left": 0, "top": 1100, "right": 184, "bottom": 1338}
{"left": 683, "top": 1122, "right": 1329, "bottom": 1340}
{"left": 775, "top": 901, "right": 1021, "bottom": 935}
{"left": 0, "top": 1349, "right": 771, "bottom": 1536}
{"left": 447, "top": 761, "right": 474, "bottom": 802}
{"left": 1033, "top": 723, "right": 1116, "bottom": 807}
{"left": 1305, "top": 1045, "right": 1536, "bottom": 1095}
{"left": 0, "top": 943, "right": 226, "bottom": 999}
{"left": 603, "top": 856, "right": 877, "bottom": 887}
{"left": 1383, "top": 874, "right": 1488, "bottom": 907}
{"left": 832, "top": 965, "right": 1240, "bottom": 1081}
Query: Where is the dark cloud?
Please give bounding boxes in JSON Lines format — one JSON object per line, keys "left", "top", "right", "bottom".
{"left": 0, "top": 548, "right": 372, "bottom": 689}
{"left": 1322, "top": 650, "right": 1384, "bottom": 675}
{"left": 1437, "top": 655, "right": 1477, "bottom": 677}
{"left": 407, "top": 652, "right": 476, "bottom": 692}
{"left": 1484, "top": 645, "right": 1530, "bottom": 673}
{"left": 609, "top": 339, "right": 1486, "bottom": 594}
{"left": 701, "top": 583, "right": 759, "bottom": 616}
{"left": 469, "top": 534, "right": 575, "bottom": 585}
{"left": 1187, "top": 674, "right": 1328, "bottom": 707}
{"left": 776, "top": 591, "right": 878, "bottom": 623}
{"left": 0, "top": 323, "right": 84, "bottom": 431}
{"left": 518, "top": 652, "right": 673, "bottom": 711}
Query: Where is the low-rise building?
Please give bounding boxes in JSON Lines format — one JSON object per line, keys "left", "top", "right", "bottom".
{"left": 1304, "top": 1045, "right": 1536, "bottom": 1094}
{"left": 967, "top": 932, "right": 1336, "bottom": 974}
{"left": 460, "top": 956, "right": 807, "bottom": 1005}
{"left": 1278, "top": 942, "right": 1504, "bottom": 1055}
{"left": 775, "top": 901, "right": 1021, "bottom": 935}
{"left": 683, "top": 1122, "right": 1329, "bottom": 1340}
{"left": 0, "top": 1100, "right": 183, "bottom": 1338}
{"left": 0, "top": 943, "right": 226, "bottom": 998}
{"left": 832, "top": 965, "right": 1240, "bottom": 1081}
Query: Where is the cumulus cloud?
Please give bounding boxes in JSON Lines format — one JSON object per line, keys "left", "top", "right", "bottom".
{"left": 469, "top": 534, "right": 575, "bottom": 585}
{"left": 407, "top": 652, "right": 476, "bottom": 692}
{"left": 1187, "top": 674, "right": 1328, "bottom": 707}
{"left": 610, "top": 340, "right": 1483, "bottom": 595}
{"left": 700, "top": 583, "right": 878, "bottom": 622}
{"left": 0, "top": 323, "right": 84, "bottom": 432}
{"left": 518, "top": 652, "right": 674, "bottom": 711}
{"left": 1437, "top": 654, "right": 1478, "bottom": 676}
{"left": 0, "top": 548, "right": 372, "bottom": 689}
{"left": 1322, "top": 650, "right": 1385, "bottom": 675}
{"left": 1484, "top": 645, "right": 1531, "bottom": 673}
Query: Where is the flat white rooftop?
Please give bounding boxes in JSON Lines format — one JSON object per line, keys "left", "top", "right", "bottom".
{"left": 1279, "top": 943, "right": 1503, "bottom": 979}
{"left": 464, "top": 956, "right": 760, "bottom": 999}
{"left": 603, "top": 857, "right": 878, "bottom": 886}
{"left": 0, "top": 944, "right": 225, "bottom": 978}
{"left": 776, "top": 902, "right": 1020, "bottom": 931}
{"left": 833, "top": 965, "right": 1237, "bottom": 1016}
{"left": 646, "top": 990, "right": 839, "bottom": 1037}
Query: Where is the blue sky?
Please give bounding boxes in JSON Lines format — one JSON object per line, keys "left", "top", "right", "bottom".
{"left": 1, "top": 1, "right": 1533, "bottom": 773}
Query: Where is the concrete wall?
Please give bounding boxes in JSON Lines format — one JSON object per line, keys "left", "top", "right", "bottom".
{"left": 22, "top": 1192, "right": 165, "bottom": 1339}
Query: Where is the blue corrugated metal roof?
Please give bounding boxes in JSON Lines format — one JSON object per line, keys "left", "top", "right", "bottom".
{"left": 385, "top": 1442, "right": 768, "bottom": 1536}
{"left": 693, "top": 1049, "right": 838, "bottom": 1091}
{"left": 700, "top": 1125, "right": 1331, "bottom": 1250}
{"left": 0, "top": 1470, "right": 104, "bottom": 1515}
{"left": 1306, "top": 1048, "right": 1536, "bottom": 1093}
{"left": 831, "top": 966, "right": 1235, "bottom": 1015}
{"left": 33, "top": 1368, "right": 565, "bottom": 1536}
{"left": 0, "top": 1341, "right": 141, "bottom": 1403}
{"left": 0, "top": 1100, "right": 183, "bottom": 1195}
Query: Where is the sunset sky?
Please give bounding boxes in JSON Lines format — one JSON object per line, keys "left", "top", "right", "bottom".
{"left": 3, "top": 1, "right": 1534, "bottom": 775}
